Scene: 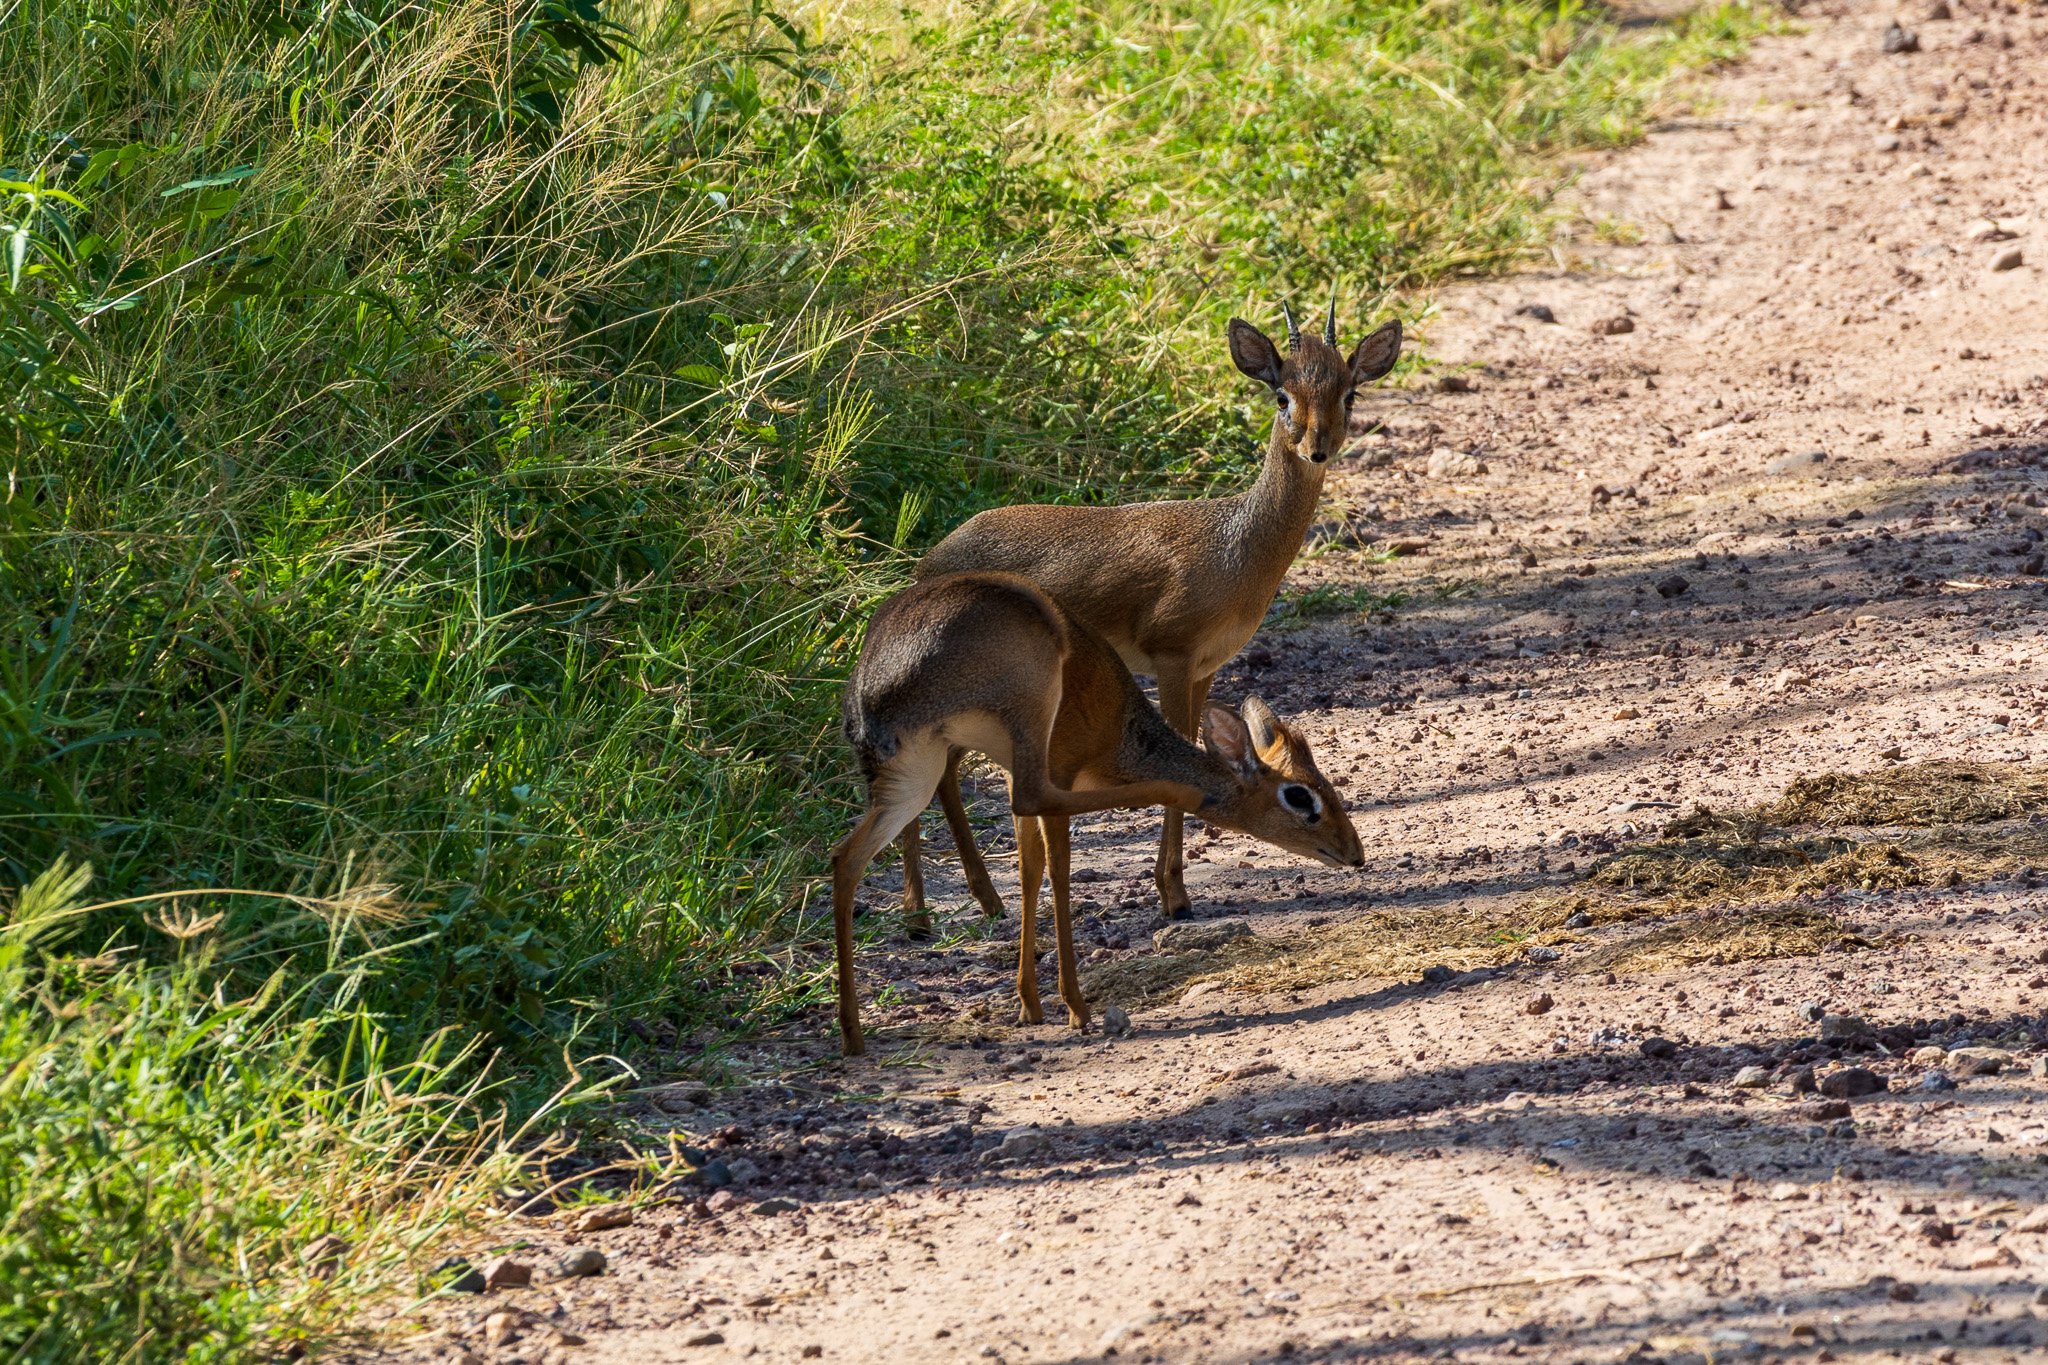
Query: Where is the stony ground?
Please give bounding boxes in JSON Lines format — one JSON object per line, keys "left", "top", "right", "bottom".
{"left": 357, "top": 3, "right": 2048, "bottom": 1362}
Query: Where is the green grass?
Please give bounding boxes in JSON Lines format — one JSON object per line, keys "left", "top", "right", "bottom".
{"left": 0, "top": 0, "right": 1764, "bottom": 1355}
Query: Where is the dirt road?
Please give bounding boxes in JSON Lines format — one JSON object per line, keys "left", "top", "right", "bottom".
{"left": 375, "top": 4, "right": 2048, "bottom": 1361}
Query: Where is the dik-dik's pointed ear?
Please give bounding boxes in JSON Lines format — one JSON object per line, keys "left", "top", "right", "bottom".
{"left": 1348, "top": 319, "right": 1403, "bottom": 385}
{"left": 1239, "top": 695, "right": 1289, "bottom": 764}
{"left": 1203, "top": 704, "right": 1260, "bottom": 782}
{"left": 1227, "top": 319, "right": 1284, "bottom": 389}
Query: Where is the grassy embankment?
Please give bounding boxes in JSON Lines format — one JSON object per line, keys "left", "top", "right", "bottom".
{"left": 0, "top": 0, "right": 1759, "bottom": 1355}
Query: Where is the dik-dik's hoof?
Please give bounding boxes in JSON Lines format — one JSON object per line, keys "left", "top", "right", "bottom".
{"left": 1016, "top": 1001, "right": 1045, "bottom": 1026}
{"left": 902, "top": 911, "right": 934, "bottom": 940}
{"left": 1164, "top": 904, "right": 1195, "bottom": 921}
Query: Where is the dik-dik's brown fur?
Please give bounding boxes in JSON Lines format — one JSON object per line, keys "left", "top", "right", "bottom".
{"left": 833, "top": 572, "right": 1361, "bottom": 1055}
{"left": 915, "top": 307, "right": 1400, "bottom": 919}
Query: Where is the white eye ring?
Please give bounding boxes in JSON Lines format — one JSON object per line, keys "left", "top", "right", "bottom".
{"left": 1279, "top": 783, "right": 1322, "bottom": 823}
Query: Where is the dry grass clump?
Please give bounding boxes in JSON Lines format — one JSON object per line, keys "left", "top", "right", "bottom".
{"left": 1761, "top": 762, "right": 2048, "bottom": 828}
{"left": 1582, "top": 834, "right": 1921, "bottom": 907}
{"left": 1082, "top": 903, "right": 1588, "bottom": 1008}
{"left": 1573, "top": 907, "right": 1869, "bottom": 975}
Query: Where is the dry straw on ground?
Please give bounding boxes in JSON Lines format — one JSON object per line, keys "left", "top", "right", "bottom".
{"left": 1086, "top": 763, "right": 2048, "bottom": 1008}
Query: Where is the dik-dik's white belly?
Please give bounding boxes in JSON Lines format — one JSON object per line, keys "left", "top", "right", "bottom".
{"left": 935, "top": 711, "right": 1016, "bottom": 772}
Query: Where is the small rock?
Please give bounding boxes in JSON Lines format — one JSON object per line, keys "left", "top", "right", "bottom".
{"left": 1919, "top": 1217, "right": 1958, "bottom": 1245}
{"left": 1589, "top": 316, "right": 1635, "bottom": 336}
{"left": 1523, "top": 945, "right": 1561, "bottom": 964}
{"left": 1436, "top": 374, "right": 1475, "bottom": 394}
{"left": 1882, "top": 22, "right": 1919, "bottom": 53}
{"left": 1681, "top": 1239, "right": 1718, "bottom": 1262}
{"left": 754, "top": 1197, "right": 801, "bottom": 1215}
{"left": 1818, "top": 1013, "right": 1871, "bottom": 1043}
{"left": 1654, "top": 574, "right": 1690, "bottom": 600}
{"left": 557, "top": 1247, "right": 607, "bottom": 1279}
{"left": 1925, "top": 0, "right": 1950, "bottom": 17}
{"left": 1909, "top": 1045, "right": 1947, "bottom": 1065}
{"left": 1525, "top": 993, "right": 1555, "bottom": 1016}
{"left": 1949, "top": 1045, "right": 2013, "bottom": 1076}
{"left": 1766, "top": 450, "right": 1828, "bottom": 476}
{"left": 1801, "top": 1099, "right": 1853, "bottom": 1121}
{"left": 1420, "top": 965, "right": 1456, "bottom": 985}
{"left": 1514, "top": 303, "right": 1558, "bottom": 323}
{"left": 481, "top": 1256, "right": 532, "bottom": 1290}
{"left": 484, "top": 1312, "right": 524, "bottom": 1348}
{"left": 433, "top": 1256, "right": 486, "bottom": 1294}
{"left": 1879, "top": 745, "right": 1904, "bottom": 761}
{"left": 1819, "top": 1067, "right": 1885, "bottom": 1099}
{"left": 990, "top": 1127, "right": 1050, "bottom": 1160}
{"left": 684, "top": 1331, "right": 727, "bottom": 1348}
{"left": 575, "top": 1204, "right": 633, "bottom": 1234}
{"left": 1918, "top": 1069, "right": 1958, "bottom": 1092}
{"left": 1991, "top": 246, "right": 2024, "bottom": 272}
{"left": 1101, "top": 1004, "right": 1132, "bottom": 1037}
{"left": 2014, "top": 1206, "right": 2048, "bottom": 1233}
{"left": 1731, "top": 1065, "right": 1771, "bottom": 1089}
{"left": 2031, "top": 1056, "right": 2048, "bottom": 1080}
{"left": 1785, "top": 1065, "right": 1818, "bottom": 1095}
{"left": 1563, "top": 911, "right": 1593, "bottom": 929}
{"left": 1875, "top": 133, "right": 1903, "bottom": 153}
{"left": 1425, "top": 447, "right": 1488, "bottom": 479}
{"left": 1889, "top": 1281, "right": 1919, "bottom": 1302}
{"left": 1796, "top": 1002, "right": 1826, "bottom": 1024}
{"left": 706, "top": 1189, "right": 740, "bottom": 1213}
{"left": 1640, "top": 1037, "right": 1677, "bottom": 1060}
{"left": 1769, "top": 1181, "right": 1808, "bottom": 1202}
{"left": 1152, "top": 918, "right": 1252, "bottom": 952}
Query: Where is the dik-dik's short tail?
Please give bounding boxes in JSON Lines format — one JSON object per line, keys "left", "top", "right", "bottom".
{"left": 839, "top": 687, "right": 897, "bottom": 782}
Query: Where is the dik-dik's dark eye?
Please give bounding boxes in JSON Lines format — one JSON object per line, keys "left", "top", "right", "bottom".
{"left": 1279, "top": 783, "right": 1321, "bottom": 823}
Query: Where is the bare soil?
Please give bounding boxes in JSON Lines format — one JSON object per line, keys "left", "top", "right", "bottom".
{"left": 361, "top": 4, "right": 2048, "bottom": 1362}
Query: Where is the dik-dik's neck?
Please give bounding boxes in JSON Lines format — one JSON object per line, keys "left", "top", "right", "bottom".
{"left": 1234, "top": 421, "right": 1327, "bottom": 568}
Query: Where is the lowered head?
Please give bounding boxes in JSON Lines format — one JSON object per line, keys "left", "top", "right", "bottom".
{"left": 1197, "top": 696, "right": 1363, "bottom": 870}
{"left": 1227, "top": 300, "right": 1402, "bottom": 465}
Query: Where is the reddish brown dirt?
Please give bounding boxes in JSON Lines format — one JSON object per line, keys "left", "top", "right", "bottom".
{"left": 360, "top": 4, "right": 2048, "bottom": 1362}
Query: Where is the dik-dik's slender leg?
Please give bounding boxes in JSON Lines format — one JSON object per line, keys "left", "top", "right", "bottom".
{"left": 938, "top": 750, "right": 1004, "bottom": 917}
{"left": 1043, "top": 816, "right": 1089, "bottom": 1030}
{"left": 1013, "top": 814, "right": 1047, "bottom": 1024}
{"left": 898, "top": 817, "right": 930, "bottom": 938}
{"left": 831, "top": 808, "right": 899, "bottom": 1057}
{"left": 1153, "top": 655, "right": 1198, "bottom": 919}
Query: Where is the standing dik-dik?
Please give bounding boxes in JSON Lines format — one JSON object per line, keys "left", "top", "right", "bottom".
{"left": 917, "top": 302, "right": 1400, "bottom": 919}
{"left": 833, "top": 571, "right": 1360, "bottom": 1056}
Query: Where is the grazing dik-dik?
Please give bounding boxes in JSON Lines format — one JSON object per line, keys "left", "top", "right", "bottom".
{"left": 916, "top": 302, "right": 1400, "bottom": 918}
{"left": 832, "top": 571, "right": 1360, "bottom": 1055}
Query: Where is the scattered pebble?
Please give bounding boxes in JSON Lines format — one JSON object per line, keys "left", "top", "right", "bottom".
{"left": 1818, "top": 1067, "right": 1885, "bottom": 1099}
{"left": 1640, "top": 1037, "right": 1677, "bottom": 1060}
{"left": 1991, "top": 246, "right": 2024, "bottom": 272}
{"left": 1589, "top": 316, "right": 1635, "bottom": 336}
{"left": 1731, "top": 1065, "right": 1771, "bottom": 1089}
{"left": 1101, "top": 1004, "right": 1132, "bottom": 1036}
{"left": 1513, "top": 303, "right": 1557, "bottom": 323}
{"left": 575, "top": 1204, "right": 633, "bottom": 1234}
{"left": 557, "top": 1248, "right": 607, "bottom": 1279}
{"left": 1525, "top": 992, "right": 1555, "bottom": 1016}
{"left": 481, "top": 1257, "right": 532, "bottom": 1290}
{"left": 1425, "top": 447, "right": 1488, "bottom": 478}
{"left": 1882, "top": 22, "right": 1919, "bottom": 53}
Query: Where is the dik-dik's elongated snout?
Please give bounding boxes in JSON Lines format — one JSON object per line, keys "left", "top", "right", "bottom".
{"left": 1200, "top": 697, "right": 1363, "bottom": 871}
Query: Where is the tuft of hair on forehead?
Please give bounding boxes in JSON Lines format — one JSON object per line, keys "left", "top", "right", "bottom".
{"left": 1280, "top": 335, "right": 1348, "bottom": 393}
